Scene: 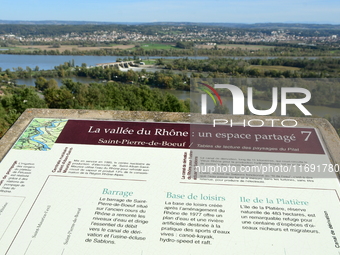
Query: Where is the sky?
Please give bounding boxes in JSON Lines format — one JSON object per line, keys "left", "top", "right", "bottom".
{"left": 1, "top": 0, "right": 340, "bottom": 24}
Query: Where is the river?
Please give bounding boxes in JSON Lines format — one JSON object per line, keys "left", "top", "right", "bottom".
{"left": 0, "top": 55, "right": 208, "bottom": 70}
{"left": 0, "top": 54, "right": 336, "bottom": 71}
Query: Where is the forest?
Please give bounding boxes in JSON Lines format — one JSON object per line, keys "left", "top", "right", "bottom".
{"left": 0, "top": 78, "right": 190, "bottom": 137}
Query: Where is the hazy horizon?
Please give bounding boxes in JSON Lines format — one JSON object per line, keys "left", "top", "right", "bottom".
{"left": 0, "top": 20, "right": 339, "bottom": 25}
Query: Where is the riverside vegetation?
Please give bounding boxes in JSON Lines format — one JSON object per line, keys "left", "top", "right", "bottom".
{"left": 1, "top": 56, "right": 340, "bottom": 138}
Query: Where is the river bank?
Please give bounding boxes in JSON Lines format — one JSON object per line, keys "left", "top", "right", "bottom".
{"left": 2, "top": 54, "right": 340, "bottom": 71}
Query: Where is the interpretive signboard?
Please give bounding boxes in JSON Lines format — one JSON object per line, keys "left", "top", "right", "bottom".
{"left": 0, "top": 112, "right": 340, "bottom": 255}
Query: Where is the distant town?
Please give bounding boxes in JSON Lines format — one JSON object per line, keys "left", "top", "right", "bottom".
{"left": 0, "top": 23, "right": 339, "bottom": 45}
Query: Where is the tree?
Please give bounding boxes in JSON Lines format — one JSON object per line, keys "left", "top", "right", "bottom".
{"left": 47, "top": 79, "right": 59, "bottom": 89}
{"left": 162, "top": 93, "right": 188, "bottom": 112}
{"left": 176, "top": 41, "right": 194, "bottom": 49}
{"left": 35, "top": 77, "right": 59, "bottom": 91}
{"left": 155, "top": 59, "right": 165, "bottom": 65}
{"left": 35, "top": 77, "right": 48, "bottom": 91}
{"left": 43, "top": 87, "right": 74, "bottom": 108}
{"left": 126, "top": 70, "right": 138, "bottom": 83}
{"left": 213, "top": 104, "right": 229, "bottom": 114}
{"left": 9, "top": 87, "right": 47, "bottom": 113}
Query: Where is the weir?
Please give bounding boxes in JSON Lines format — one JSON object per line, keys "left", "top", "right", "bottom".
{"left": 96, "top": 61, "right": 138, "bottom": 69}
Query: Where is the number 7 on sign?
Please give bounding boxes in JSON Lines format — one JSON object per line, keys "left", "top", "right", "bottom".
{"left": 301, "top": 131, "right": 312, "bottom": 141}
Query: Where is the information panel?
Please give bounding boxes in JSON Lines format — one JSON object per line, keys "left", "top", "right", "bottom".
{"left": 0, "top": 118, "right": 340, "bottom": 255}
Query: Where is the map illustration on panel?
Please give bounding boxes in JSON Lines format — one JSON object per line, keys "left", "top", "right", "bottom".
{"left": 13, "top": 118, "right": 68, "bottom": 151}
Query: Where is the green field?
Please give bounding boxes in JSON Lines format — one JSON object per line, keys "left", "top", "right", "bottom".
{"left": 137, "top": 43, "right": 176, "bottom": 50}
{"left": 140, "top": 59, "right": 156, "bottom": 65}
{"left": 0, "top": 47, "right": 23, "bottom": 50}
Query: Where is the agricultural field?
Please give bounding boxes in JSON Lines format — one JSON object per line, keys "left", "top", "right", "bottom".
{"left": 139, "top": 59, "right": 157, "bottom": 65}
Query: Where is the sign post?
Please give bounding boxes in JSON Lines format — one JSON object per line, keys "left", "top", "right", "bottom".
{"left": 0, "top": 109, "right": 339, "bottom": 254}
